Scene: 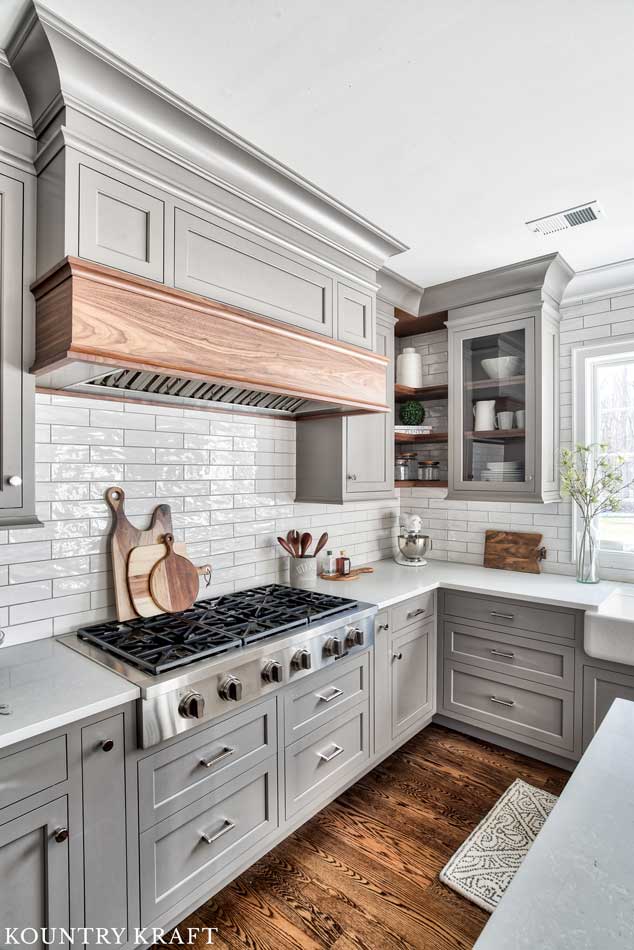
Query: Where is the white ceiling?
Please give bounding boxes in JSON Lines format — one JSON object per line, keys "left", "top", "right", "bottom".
{"left": 3, "top": 0, "right": 634, "bottom": 287}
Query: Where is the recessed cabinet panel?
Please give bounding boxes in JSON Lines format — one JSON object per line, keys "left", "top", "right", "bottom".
{"left": 582, "top": 666, "right": 634, "bottom": 748}
{"left": 78, "top": 165, "right": 164, "bottom": 280}
{"left": 391, "top": 621, "right": 433, "bottom": 739}
{"left": 174, "top": 209, "right": 333, "bottom": 335}
{"left": 0, "top": 797, "right": 70, "bottom": 949}
{"left": 337, "top": 281, "right": 374, "bottom": 350}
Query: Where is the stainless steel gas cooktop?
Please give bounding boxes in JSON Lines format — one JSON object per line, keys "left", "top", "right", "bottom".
{"left": 64, "top": 583, "right": 376, "bottom": 748}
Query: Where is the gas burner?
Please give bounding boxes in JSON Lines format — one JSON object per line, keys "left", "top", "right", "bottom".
{"left": 77, "top": 584, "right": 358, "bottom": 676}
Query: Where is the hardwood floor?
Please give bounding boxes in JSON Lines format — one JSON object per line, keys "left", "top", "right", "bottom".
{"left": 165, "top": 725, "right": 569, "bottom": 950}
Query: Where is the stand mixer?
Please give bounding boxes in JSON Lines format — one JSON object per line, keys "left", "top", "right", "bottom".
{"left": 394, "top": 512, "right": 432, "bottom": 567}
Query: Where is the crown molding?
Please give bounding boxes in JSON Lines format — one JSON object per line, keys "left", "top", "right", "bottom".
{"left": 8, "top": 1, "right": 408, "bottom": 272}
{"left": 376, "top": 266, "right": 425, "bottom": 311}
{"left": 562, "top": 258, "right": 634, "bottom": 307}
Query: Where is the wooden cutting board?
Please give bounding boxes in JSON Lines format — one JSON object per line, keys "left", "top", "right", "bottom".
{"left": 128, "top": 542, "right": 211, "bottom": 618}
{"left": 484, "top": 530, "right": 547, "bottom": 574}
{"left": 318, "top": 567, "right": 375, "bottom": 582}
{"left": 150, "top": 534, "right": 201, "bottom": 613}
{"left": 106, "top": 486, "right": 173, "bottom": 620}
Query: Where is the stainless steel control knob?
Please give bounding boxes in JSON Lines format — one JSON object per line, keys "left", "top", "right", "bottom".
{"left": 291, "top": 649, "right": 312, "bottom": 671}
{"left": 262, "top": 660, "right": 284, "bottom": 684}
{"left": 346, "top": 626, "right": 364, "bottom": 647}
{"left": 178, "top": 691, "right": 206, "bottom": 719}
{"left": 324, "top": 637, "right": 345, "bottom": 658}
{"left": 219, "top": 675, "right": 243, "bottom": 702}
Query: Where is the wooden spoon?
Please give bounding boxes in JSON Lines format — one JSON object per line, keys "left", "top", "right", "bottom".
{"left": 277, "top": 536, "right": 296, "bottom": 557}
{"left": 313, "top": 532, "right": 329, "bottom": 557}
{"left": 299, "top": 532, "right": 313, "bottom": 557}
{"left": 149, "top": 534, "right": 199, "bottom": 613}
{"left": 287, "top": 530, "right": 301, "bottom": 556}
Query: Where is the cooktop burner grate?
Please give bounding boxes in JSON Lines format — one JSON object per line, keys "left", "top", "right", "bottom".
{"left": 77, "top": 584, "right": 358, "bottom": 675}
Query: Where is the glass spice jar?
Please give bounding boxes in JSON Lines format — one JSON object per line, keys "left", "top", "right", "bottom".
{"left": 418, "top": 460, "right": 440, "bottom": 481}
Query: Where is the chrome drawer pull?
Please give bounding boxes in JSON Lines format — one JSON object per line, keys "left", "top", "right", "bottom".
{"left": 199, "top": 746, "right": 235, "bottom": 769}
{"left": 316, "top": 686, "right": 344, "bottom": 704}
{"left": 407, "top": 608, "right": 427, "bottom": 619}
{"left": 318, "top": 743, "right": 344, "bottom": 763}
{"left": 200, "top": 818, "right": 235, "bottom": 844}
{"left": 490, "top": 611, "right": 514, "bottom": 621}
{"left": 489, "top": 696, "right": 515, "bottom": 707}
{"left": 490, "top": 649, "right": 515, "bottom": 659}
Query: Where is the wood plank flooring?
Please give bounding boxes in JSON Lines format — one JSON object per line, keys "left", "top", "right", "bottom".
{"left": 164, "top": 725, "right": 569, "bottom": 950}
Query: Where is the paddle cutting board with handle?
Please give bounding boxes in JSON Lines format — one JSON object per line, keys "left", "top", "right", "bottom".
{"left": 484, "top": 530, "right": 547, "bottom": 574}
{"left": 106, "top": 486, "right": 174, "bottom": 621}
{"left": 128, "top": 542, "right": 212, "bottom": 618}
{"left": 149, "top": 534, "right": 201, "bottom": 613}
{"left": 318, "top": 567, "right": 375, "bottom": 582}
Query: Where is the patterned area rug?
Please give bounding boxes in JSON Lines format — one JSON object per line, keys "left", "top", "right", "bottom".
{"left": 439, "top": 778, "right": 558, "bottom": 912}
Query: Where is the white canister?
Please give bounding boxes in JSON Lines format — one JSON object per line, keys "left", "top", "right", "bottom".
{"left": 396, "top": 347, "right": 423, "bottom": 388}
{"left": 289, "top": 557, "right": 317, "bottom": 589}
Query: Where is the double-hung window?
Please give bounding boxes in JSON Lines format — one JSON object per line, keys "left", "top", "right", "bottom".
{"left": 575, "top": 338, "right": 634, "bottom": 570}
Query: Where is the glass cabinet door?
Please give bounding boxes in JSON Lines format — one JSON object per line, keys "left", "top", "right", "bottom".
{"left": 458, "top": 319, "right": 533, "bottom": 490}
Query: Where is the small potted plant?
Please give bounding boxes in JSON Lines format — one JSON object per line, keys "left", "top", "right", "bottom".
{"left": 560, "top": 443, "right": 633, "bottom": 583}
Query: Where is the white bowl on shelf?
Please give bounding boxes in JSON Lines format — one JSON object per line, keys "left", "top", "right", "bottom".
{"left": 480, "top": 356, "right": 523, "bottom": 379}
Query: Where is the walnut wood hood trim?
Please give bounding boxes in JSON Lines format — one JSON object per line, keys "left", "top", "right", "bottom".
{"left": 30, "top": 257, "right": 389, "bottom": 414}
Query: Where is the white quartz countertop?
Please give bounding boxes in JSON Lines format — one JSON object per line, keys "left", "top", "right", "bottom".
{"left": 0, "top": 638, "right": 140, "bottom": 750}
{"left": 474, "top": 697, "right": 634, "bottom": 949}
{"left": 313, "top": 558, "right": 620, "bottom": 612}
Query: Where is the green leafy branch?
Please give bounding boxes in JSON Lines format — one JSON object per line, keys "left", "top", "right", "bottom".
{"left": 560, "top": 442, "right": 634, "bottom": 524}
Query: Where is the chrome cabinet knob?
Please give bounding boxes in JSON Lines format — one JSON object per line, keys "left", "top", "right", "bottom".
{"left": 7, "top": 475, "right": 22, "bottom": 487}
{"left": 291, "top": 649, "right": 312, "bottom": 671}
{"left": 218, "top": 675, "right": 242, "bottom": 702}
{"left": 101, "top": 738, "right": 114, "bottom": 752}
{"left": 324, "top": 637, "right": 345, "bottom": 658}
{"left": 347, "top": 474, "right": 358, "bottom": 481}
{"left": 392, "top": 652, "right": 403, "bottom": 661}
{"left": 262, "top": 660, "right": 284, "bottom": 684}
{"left": 54, "top": 827, "right": 69, "bottom": 843}
{"left": 178, "top": 690, "right": 206, "bottom": 719}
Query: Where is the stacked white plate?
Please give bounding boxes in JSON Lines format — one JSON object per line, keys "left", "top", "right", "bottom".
{"left": 481, "top": 461, "right": 525, "bottom": 481}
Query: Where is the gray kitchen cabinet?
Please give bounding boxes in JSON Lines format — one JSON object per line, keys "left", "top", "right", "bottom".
{"left": 174, "top": 208, "right": 334, "bottom": 336}
{"left": 0, "top": 165, "right": 37, "bottom": 526}
{"left": 447, "top": 290, "right": 561, "bottom": 503}
{"left": 81, "top": 713, "right": 129, "bottom": 939}
{"left": 0, "top": 796, "right": 70, "bottom": 949}
{"left": 582, "top": 665, "right": 634, "bottom": 749}
{"left": 295, "top": 313, "right": 394, "bottom": 502}
{"left": 336, "top": 281, "right": 374, "bottom": 350}
{"left": 391, "top": 620, "right": 434, "bottom": 740}
{"left": 78, "top": 164, "right": 165, "bottom": 281}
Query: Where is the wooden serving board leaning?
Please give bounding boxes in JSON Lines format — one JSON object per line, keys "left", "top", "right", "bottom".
{"left": 127, "top": 542, "right": 211, "bottom": 618}
{"left": 484, "top": 530, "right": 547, "bottom": 574}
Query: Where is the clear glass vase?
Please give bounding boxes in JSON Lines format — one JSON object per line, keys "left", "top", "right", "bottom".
{"left": 576, "top": 517, "right": 599, "bottom": 584}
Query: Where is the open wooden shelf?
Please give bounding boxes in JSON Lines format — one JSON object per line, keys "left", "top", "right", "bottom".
{"left": 395, "top": 479, "right": 448, "bottom": 488}
{"left": 465, "top": 375, "right": 525, "bottom": 392}
{"left": 395, "top": 383, "right": 449, "bottom": 402}
{"left": 464, "top": 428, "right": 525, "bottom": 441}
{"left": 395, "top": 431, "right": 448, "bottom": 444}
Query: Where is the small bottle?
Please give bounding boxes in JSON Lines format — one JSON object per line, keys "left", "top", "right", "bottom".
{"left": 323, "top": 550, "right": 337, "bottom": 576}
{"left": 336, "top": 549, "right": 351, "bottom": 576}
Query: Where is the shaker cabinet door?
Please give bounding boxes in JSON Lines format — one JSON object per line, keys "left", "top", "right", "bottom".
{"left": 336, "top": 282, "right": 374, "bottom": 350}
{"left": 391, "top": 621, "right": 434, "bottom": 740}
{"left": 0, "top": 797, "right": 70, "bottom": 949}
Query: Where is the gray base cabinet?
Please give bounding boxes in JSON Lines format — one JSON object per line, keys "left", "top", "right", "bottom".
{"left": 0, "top": 796, "right": 70, "bottom": 949}
{"left": 582, "top": 665, "right": 634, "bottom": 749}
{"left": 392, "top": 621, "right": 434, "bottom": 740}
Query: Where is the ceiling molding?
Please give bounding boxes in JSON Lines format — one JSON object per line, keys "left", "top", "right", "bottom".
{"left": 376, "top": 266, "right": 424, "bottom": 311}
{"left": 562, "top": 258, "right": 634, "bottom": 307}
{"left": 8, "top": 1, "right": 408, "bottom": 272}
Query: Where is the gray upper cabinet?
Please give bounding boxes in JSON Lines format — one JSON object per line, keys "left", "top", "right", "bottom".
{"left": 174, "top": 208, "right": 334, "bottom": 336}
{"left": 0, "top": 165, "right": 37, "bottom": 527}
{"left": 447, "top": 291, "right": 561, "bottom": 503}
{"left": 0, "top": 796, "right": 71, "bottom": 949}
{"left": 336, "top": 281, "right": 375, "bottom": 350}
{"left": 295, "top": 314, "right": 394, "bottom": 503}
{"left": 78, "top": 165, "right": 165, "bottom": 281}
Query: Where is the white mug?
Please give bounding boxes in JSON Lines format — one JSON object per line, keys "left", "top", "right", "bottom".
{"left": 496, "top": 411, "right": 514, "bottom": 430}
{"left": 515, "top": 409, "right": 526, "bottom": 428}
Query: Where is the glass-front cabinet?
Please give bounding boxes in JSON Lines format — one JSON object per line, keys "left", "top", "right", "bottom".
{"left": 448, "top": 295, "right": 560, "bottom": 503}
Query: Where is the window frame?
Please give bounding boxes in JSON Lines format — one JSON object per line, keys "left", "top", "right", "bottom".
{"left": 573, "top": 334, "right": 634, "bottom": 572}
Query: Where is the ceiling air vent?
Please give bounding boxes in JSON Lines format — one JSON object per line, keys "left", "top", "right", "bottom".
{"left": 526, "top": 201, "right": 604, "bottom": 235}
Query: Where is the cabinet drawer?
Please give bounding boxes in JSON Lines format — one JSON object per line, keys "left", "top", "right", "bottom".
{"left": 392, "top": 592, "right": 434, "bottom": 632}
{"left": 443, "top": 591, "right": 576, "bottom": 640}
{"left": 78, "top": 165, "right": 164, "bottom": 280}
{"left": 0, "top": 735, "right": 67, "bottom": 811}
{"left": 138, "top": 697, "right": 276, "bottom": 829}
{"left": 444, "top": 622, "right": 574, "bottom": 690}
{"left": 174, "top": 208, "right": 334, "bottom": 336}
{"left": 285, "top": 653, "right": 368, "bottom": 744}
{"left": 285, "top": 703, "right": 369, "bottom": 818}
{"left": 443, "top": 661, "right": 574, "bottom": 752}
{"left": 140, "top": 758, "right": 277, "bottom": 924}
